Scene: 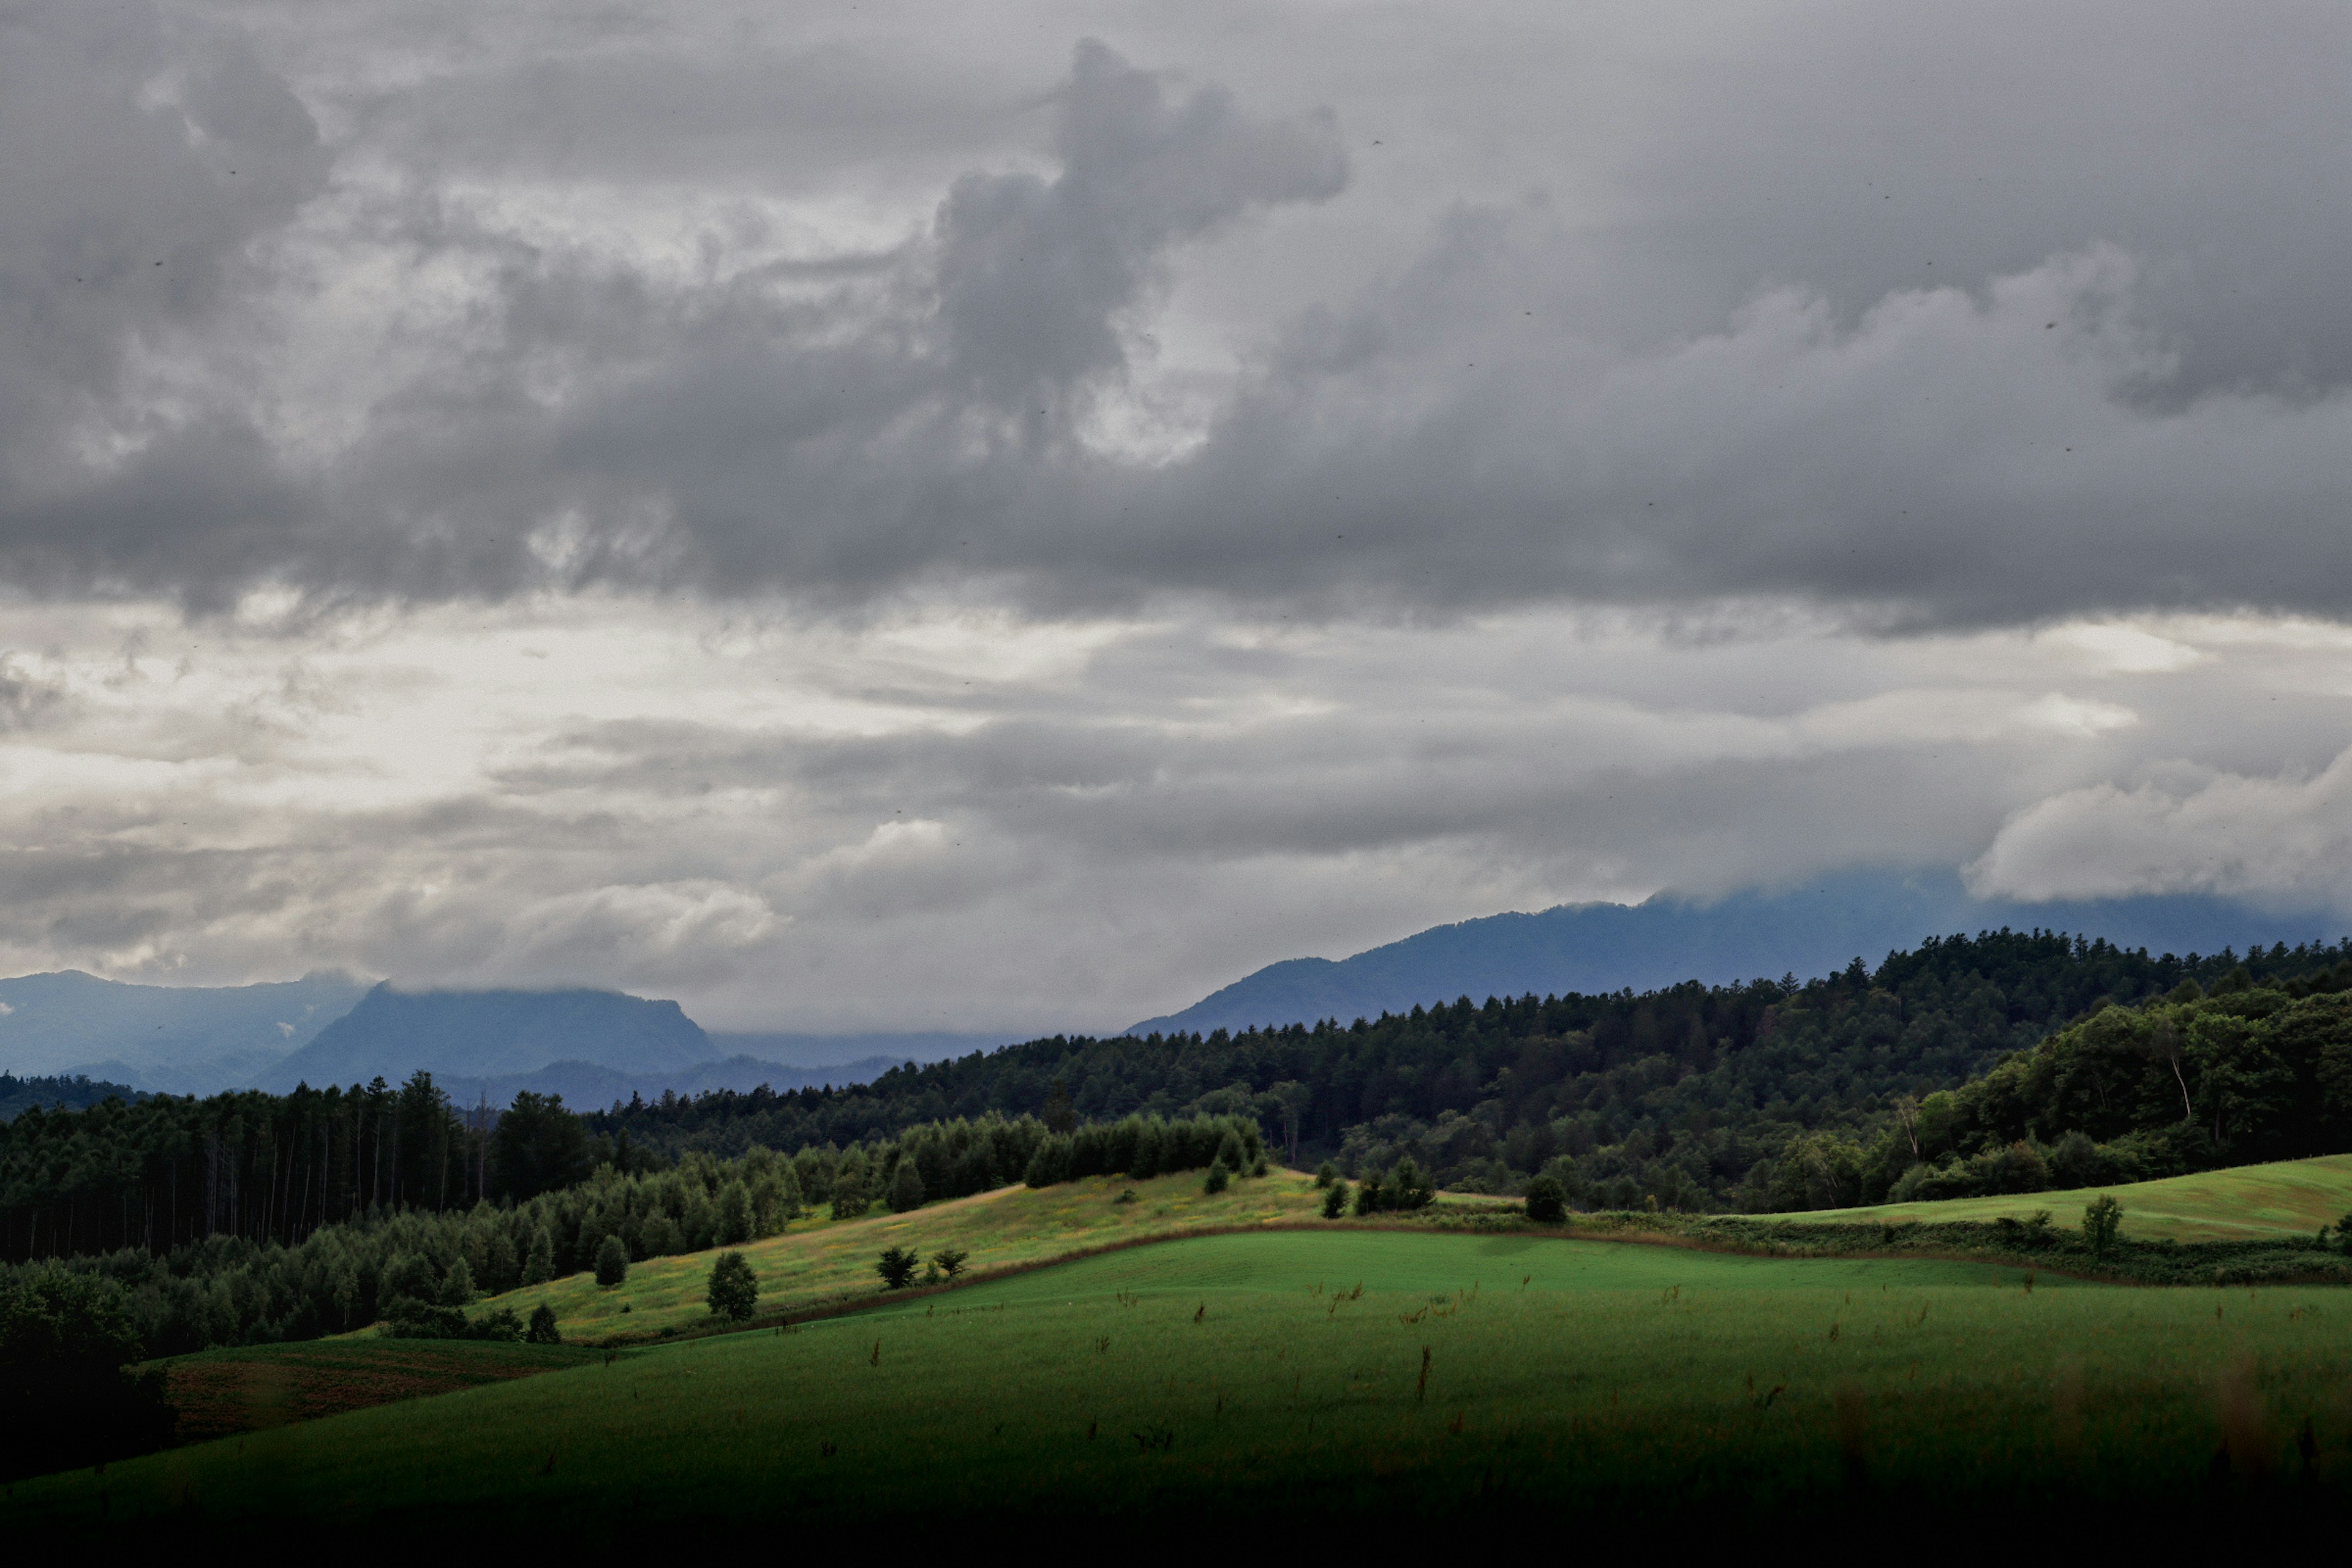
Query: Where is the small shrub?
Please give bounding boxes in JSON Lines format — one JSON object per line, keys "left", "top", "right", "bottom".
{"left": 932, "top": 1247, "right": 970, "bottom": 1280}
{"left": 1523, "top": 1174, "right": 1568, "bottom": 1224}
{"left": 876, "top": 1246, "right": 920, "bottom": 1291}
{"left": 2082, "top": 1194, "right": 2124, "bottom": 1257}
{"left": 594, "top": 1235, "right": 629, "bottom": 1289}
{"left": 525, "top": 1305, "right": 561, "bottom": 1344}
{"left": 1314, "top": 1161, "right": 1340, "bottom": 1189}
{"left": 707, "top": 1250, "right": 760, "bottom": 1319}
{"left": 1322, "top": 1182, "right": 1350, "bottom": 1219}
{"left": 1248, "top": 1156, "right": 1268, "bottom": 1178}
{"left": 1202, "top": 1158, "right": 1231, "bottom": 1195}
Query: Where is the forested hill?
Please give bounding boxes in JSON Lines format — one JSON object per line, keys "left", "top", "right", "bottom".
{"left": 594, "top": 931, "right": 2352, "bottom": 1208}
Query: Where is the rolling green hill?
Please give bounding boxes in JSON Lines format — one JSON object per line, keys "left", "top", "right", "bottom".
{"left": 1784, "top": 1153, "right": 2352, "bottom": 1243}
{"left": 12, "top": 1228, "right": 2351, "bottom": 1529}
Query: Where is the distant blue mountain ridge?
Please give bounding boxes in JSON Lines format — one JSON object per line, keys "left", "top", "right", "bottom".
{"left": 1126, "top": 872, "right": 2351, "bottom": 1038}
{"left": 0, "top": 969, "right": 1008, "bottom": 1101}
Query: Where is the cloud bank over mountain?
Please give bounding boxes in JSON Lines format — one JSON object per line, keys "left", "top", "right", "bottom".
{"left": 4, "top": 2, "right": 2352, "bottom": 1029}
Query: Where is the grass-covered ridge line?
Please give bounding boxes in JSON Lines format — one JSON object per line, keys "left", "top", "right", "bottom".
{"left": 13, "top": 1229, "right": 2352, "bottom": 1530}
{"left": 488, "top": 1167, "right": 1325, "bottom": 1344}
{"left": 1799, "top": 1153, "right": 2352, "bottom": 1242}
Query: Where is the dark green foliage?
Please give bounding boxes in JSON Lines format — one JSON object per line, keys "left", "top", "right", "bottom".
{"left": 1202, "top": 1158, "right": 1231, "bottom": 1195}
{"left": 1024, "top": 1134, "right": 1073, "bottom": 1188}
{"left": 707, "top": 1251, "right": 758, "bottom": 1319}
{"left": 2082, "top": 1194, "right": 2124, "bottom": 1256}
{"left": 521, "top": 1226, "right": 556, "bottom": 1284}
{"left": 1523, "top": 1174, "right": 1568, "bottom": 1224}
{"left": 932, "top": 1246, "right": 968, "bottom": 1280}
{"left": 0, "top": 1264, "right": 175, "bottom": 1480}
{"left": 492, "top": 1091, "right": 601, "bottom": 1202}
{"left": 0, "top": 1072, "right": 144, "bottom": 1123}
{"left": 1861, "top": 986, "right": 2352, "bottom": 1208}
{"left": 587, "top": 931, "right": 2348, "bottom": 1212}
{"left": 714, "top": 1179, "right": 754, "bottom": 1245}
{"left": 381, "top": 1301, "right": 524, "bottom": 1341}
{"left": 1322, "top": 1182, "right": 1350, "bottom": 1219}
{"left": 1353, "top": 1158, "right": 1433, "bottom": 1213}
{"left": 0, "top": 1069, "right": 496, "bottom": 1262}
{"left": 526, "top": 1304, "right": 562, "bottom": 1344}
{"left": 876, "top": 1246, "right": 919, "bottom": 1290}
{"left": 1314, "top": 1161, "right": 1340, "bottom": 1188}
{"left": 595, "top": 1234, "right": 629, "bottom": 1287}
{"left": 889, "top": 1158, "right": 925, "bottom": 1213}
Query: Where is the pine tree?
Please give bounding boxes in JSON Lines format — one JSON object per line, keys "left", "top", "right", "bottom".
{"left": 1322, "top": 1182, "right": 1351, "bottom": 1219}
{"left": 1202, "top": 1158, "right": 1231, "bottom": 1194}
{"left": 875, "top": 1246, "right": 919, "bottom": 1289}
{"left": 707, "top": 1250, "right": 759, "bottom": 1319}
{"left": 595, "top": 1234, "right": 630, "bottom": 1287}
{"left": 889, "top": 1159, "right": 925, "bottom": 1213}
{"left": 438, "top": 1257, "right": 477, "bottom": 1306}
{"left": 526, "top": 1304, "right": 561, "bottom": 1344}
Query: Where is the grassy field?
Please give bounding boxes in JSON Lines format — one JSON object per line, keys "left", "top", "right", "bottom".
{"left": 15, "top": 1228, "right": 2350, "bottom": 1530}
{"left": 1786, "top": 1153, "right": 2352, "bottom": 1241}
{"left": 160, "top": 1340, "right": 600, "bottom": 1444}
{"left": 489, "top": 1167, "right": 1328, "bottom": 1341}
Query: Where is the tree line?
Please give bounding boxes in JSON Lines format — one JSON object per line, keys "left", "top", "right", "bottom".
{"left": 1, "top": 1108, "right": 1261, "bottom": 1363}
{"left": 1758, "top": 969, "right": 2352, "bottom": 1210}
{"left": 589, "top": 931, "right": 2352, "bottom": 1211}
{"left": 0, "top": 1074, "right": 658, "bottom": 1264}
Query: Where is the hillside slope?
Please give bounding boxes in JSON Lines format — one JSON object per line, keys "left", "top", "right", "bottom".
{"left": 1792, "top": 1153, "right": 2352, "bottom": 1242}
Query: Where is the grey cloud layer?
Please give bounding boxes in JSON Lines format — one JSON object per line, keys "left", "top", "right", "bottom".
{"left": 7, "top": 3, "right": 2352, "bottom": 624}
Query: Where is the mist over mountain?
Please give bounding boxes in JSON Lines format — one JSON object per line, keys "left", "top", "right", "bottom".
{"left": 1128, "top": 873, "right": 2346, "bottom": 1037}
{"left": 267, "top": 984, "right": 712, "bottom": 1091}
{"left": 0, "top": 970, "right": 372, "bottom": 1092}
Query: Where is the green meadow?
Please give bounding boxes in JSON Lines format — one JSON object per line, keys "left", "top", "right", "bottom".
{"left": 489, "top": 1167, "right": 1330, "bottom": 1342}
{"left": 13, "top": 1227, "right": 2350, "bottom": 1530}
{"left": 1786, "top": 1153, "right": 2352, "bottom": 1242}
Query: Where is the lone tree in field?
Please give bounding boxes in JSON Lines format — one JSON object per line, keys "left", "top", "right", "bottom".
{"left": 526, "top": 1304, "right": 562, "bottom": 1344}
{"left": 707, "top": 1250, "right": 759, "bottom": 1319}
{"left": 1202, "top": 1157, "right": 1231, "bottom": 1194}
{"left": 595, "top": 1235, "right": 629, "bottom": 1288}
{"left": 2082, "top": 1194, "right": 2124, "bottom": 1257}
{"left": 931, "top": 1246, "right": 970, "bottom": 1280}
{"left": 876, "top": 1246, "right": 920, "bottom": 1290}
{"left": 1523, "top": 1174, "right": 1568, "bottom": 1224}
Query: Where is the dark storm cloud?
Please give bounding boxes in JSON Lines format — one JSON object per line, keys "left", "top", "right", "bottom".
{"left": 8, "top": 6, "right": 2352, "bottom": 628}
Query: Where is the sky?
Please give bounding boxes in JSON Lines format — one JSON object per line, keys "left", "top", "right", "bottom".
{"left": 5, "top": 0, "right": 2352, "bottom": 1031}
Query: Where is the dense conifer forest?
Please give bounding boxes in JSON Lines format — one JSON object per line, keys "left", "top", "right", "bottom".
{"left": 589, "top": 931, "right": 2352, "bottom": 1208}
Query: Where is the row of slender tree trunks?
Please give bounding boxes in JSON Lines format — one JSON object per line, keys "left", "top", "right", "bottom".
{"left": 2, "top": 1075, "right": 494, "bottom": 1262}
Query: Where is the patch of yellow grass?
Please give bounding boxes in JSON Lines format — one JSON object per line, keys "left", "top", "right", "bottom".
{"left": 1790, "top": 1153, "right": 2352, "bottom": 1241}
{"left": 488, "top": 1168, "right": 1328, "bottom": 1341}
